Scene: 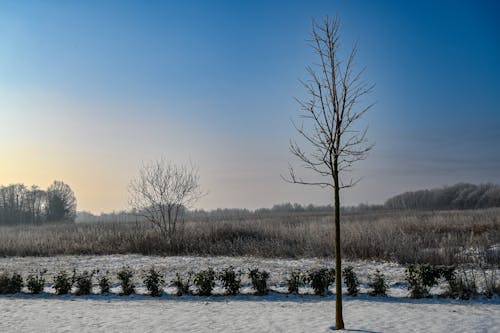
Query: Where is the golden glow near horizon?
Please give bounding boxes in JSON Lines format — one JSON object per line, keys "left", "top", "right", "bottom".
{"left": 0, "top": 100, "right": 133, "bottom": 213}
{"left": 0, "top": 88, "right": 335, "bottom": 213}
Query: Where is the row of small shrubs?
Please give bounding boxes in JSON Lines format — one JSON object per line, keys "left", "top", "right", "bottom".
{"left": 404, "top": 264, "right": 500, "bottom": 299}
{"left": 0, "top": 266, "right": 360, "bottom": 297}
{"left": 0, "top": 265, "right": 373, "bottom": 297}
{"left": 0, "top": 269, "right": 116, "bottom": 296}
{"left": 25, "top": 269, "right": 110, "bottom": 295}
{"left": 284, "top": 267, "right": 387, "bottom": 297}
{"left": 173, "top": 267, "right": 270, "bottom": 296}
{"left": 3, "top": 265, "right": 497, "bottom": 299}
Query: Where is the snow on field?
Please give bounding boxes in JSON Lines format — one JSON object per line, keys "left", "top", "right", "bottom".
{"left": 1, "top": 294, "right": 499, "bottom": 332}
{"left": 0, "top": 255, "right": 499, "bottom": 332}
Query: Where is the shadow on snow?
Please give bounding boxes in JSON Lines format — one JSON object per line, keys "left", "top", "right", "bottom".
{"left": 0, "top": 292, "right": 498, "bottom": 305}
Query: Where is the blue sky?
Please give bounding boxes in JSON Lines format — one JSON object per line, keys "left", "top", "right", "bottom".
{"left": 1, "top": 0, "right": 499, "bottom": 212}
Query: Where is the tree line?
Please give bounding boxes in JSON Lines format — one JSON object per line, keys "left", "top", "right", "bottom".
{"left": 77, "top": 203, "right": 338, "bottom": 223}
{"left": 0, "top": 181, "right": 76, "bottom": 225}
{"left": 384, "top": 183, "right": 500, "bottom": 210}
{"left": 191, "top": 203, "right": 335, "bottom": 217}
{"left": 76, "top": 182, "right": 500, "bottom": 224}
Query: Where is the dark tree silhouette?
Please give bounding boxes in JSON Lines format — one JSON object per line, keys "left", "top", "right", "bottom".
{"left": 45, "top": 181, "right": 77, "bottom": 223}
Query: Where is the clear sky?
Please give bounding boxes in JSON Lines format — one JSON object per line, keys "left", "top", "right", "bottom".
{"left": 1, "top": 0, "right": 499, "bottom": 213}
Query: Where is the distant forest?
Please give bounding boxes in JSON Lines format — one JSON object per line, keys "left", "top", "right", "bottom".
{"left": 384, "top": 183, "right": 500, "bottom": 210}
{"left": 75, "top": 183, "right": 500, "bottom": 223}
{"left": 76, "top": 203, "right": 338, "bottom": 223}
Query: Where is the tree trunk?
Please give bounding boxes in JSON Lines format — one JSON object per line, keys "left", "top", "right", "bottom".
{"left": 334, "top": 167, "right": 344, "bottom": 329}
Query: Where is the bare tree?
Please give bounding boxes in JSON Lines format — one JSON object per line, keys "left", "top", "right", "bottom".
{"left": 26, "top": 185, "right": 46, "bottom": 224}
{"left": 128, "top": 158, "right": 205, "bottom": 243}
{"left": 285, "top": 16, "right": 374, "bottom": 330}
{"left": 0, "top": 184, "right": 28, "bottom": 225}
{"left": 46, "top": 181, "right": 77, "bottom": 223}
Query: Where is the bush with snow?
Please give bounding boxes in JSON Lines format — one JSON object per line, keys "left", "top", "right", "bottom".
{"left": 194, "top": 268, "right": 215, "bottom": 296}
{"left": 368, "top": 270, "right": 388, "bottom": 296}
{"left": 308, "top": 268, "right": 334, "bottom": 296}
{"left": 74, "top": 270, "right": 95, "bottom": 295}
{"left": 172, "top": 272, "right": 191, "bottom": 296}
{"left": 405, "top": 264, "right": 442, "bottom": 298}
{"left": 98, "top": 271, "right": 112, "bottom": 294}
{"left": 248, "top": 268, "right": 270, "bottom": 295}
{"left": 218, "top": 266, "right": 241, "bottom": 295}
{"left": 143, "top": 267, "right": 164, "bottom": 297}
{"left": 444, "top": 268, "right": 478, "bottom": 300}
{"left": 26, "top": 270, "right": 47, "bottom": 294}
{"left": 53, "top": 271, "right": 73, "bottom": 295}
{"left": 286, "top": 270, "right": 306, "bottom": 294}
{"left": 343, "top": 266, "right": 359, "bottom": 296}
{"left": 482, "top": 269, "right": 500, "bottom": 298}
{"left": 0, "top": 272, "right": 23, "bottom": 294}
{"left": 117, "top": 266, "right": 135, "bottom": 295}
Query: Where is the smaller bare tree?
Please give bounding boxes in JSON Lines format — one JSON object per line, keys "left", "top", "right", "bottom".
{"left": 128, "top": 158, "right": 204, "bottom": 243}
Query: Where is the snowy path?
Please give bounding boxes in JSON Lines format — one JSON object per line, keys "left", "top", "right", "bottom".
{"left": 1, "top": 295, "right": 499, "bottom": 332}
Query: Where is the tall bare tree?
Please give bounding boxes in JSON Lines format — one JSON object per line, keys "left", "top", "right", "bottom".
{"left": 285, "top": 17, "right": 374, "bottom": 330}
{"left": 128, "top": 158, "right": 205, "bottom": 243}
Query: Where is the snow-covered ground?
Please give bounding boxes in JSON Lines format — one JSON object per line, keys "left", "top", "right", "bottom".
{"left": 1, "top": 293, "right": 499, "bottom": 332}
{"left": 0, "top": 255, "right": 499, "bottom": 332}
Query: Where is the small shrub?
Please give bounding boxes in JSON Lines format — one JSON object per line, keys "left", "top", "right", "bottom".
{"left": 194, "top": 268, "right": 216, "bottom": 296}
{"left": 405, "top": 265, "right": 426, "bottom": 298}
{"left": 343, "top": 266, "right": 359, "bottom": 296}
{"left": 368, "top": 270, "right": 388, "bottom": 296}
{"left": 248, "top": 268, "right": 270, "bottom": 295}
{"left": 482, "top": 269, "right": 500, "bottom": 298}
{"left": 448, "top": 268, "right": 478, "bottom": 300}
{"left": 439, "top": 265, "right": 456, "bottom": 282}
{"left": 117, "top": 266, "right": 135, "bottom": 295}
{"left": 10, "top": 273, "right": 23, "bottom": 294}
{"left": 441, "top": 266, "right": 477, "bottom": 299}
{"left": 439, "top": 266, "right": 480, "bottom": 300}
{"left": 439, "top": 265, "right": 456, "bottom": 295}
{"left": 53, "top": 271, "right": 73, "bottom": 295}
{"left": 457, "top": 275, "right": 477, "bottom": 300}
{"left": 405, "top": 264, "right": 441, "bottom": 298}
{"left": 0, "top": 272, "right": 23, "bottom": 294}
{"left": 26, "top": 270, "right": 47, "bottom": 294}
{"left": 218, "top": 266, "right": 241, "bottom": 295}
{"left": 0, "top": 273, "right": 9, "bottom": 294}
{"left": 143, "top": 267, "right": 165, "bottom": 297}
{"left": 74, "top": 270, "right": 95, "bottom": 295}
{"left": 98, "top": 271, "right": 112, "bottom": 294}
{"left": 308, "top": 268, "right": 334, "bottom": 296}
{"left": 172, "top": 272, "right": 191, "bottom": 296}
{"left": 420, "top": 264, "right": 442, "bottom": 287}
{"left": 286, "top": 270, "right": 306, "bottom": 294}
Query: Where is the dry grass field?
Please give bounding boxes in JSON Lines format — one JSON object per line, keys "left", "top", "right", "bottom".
{"left": 0, "top": 208, "right": 499, "bottom": 266}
